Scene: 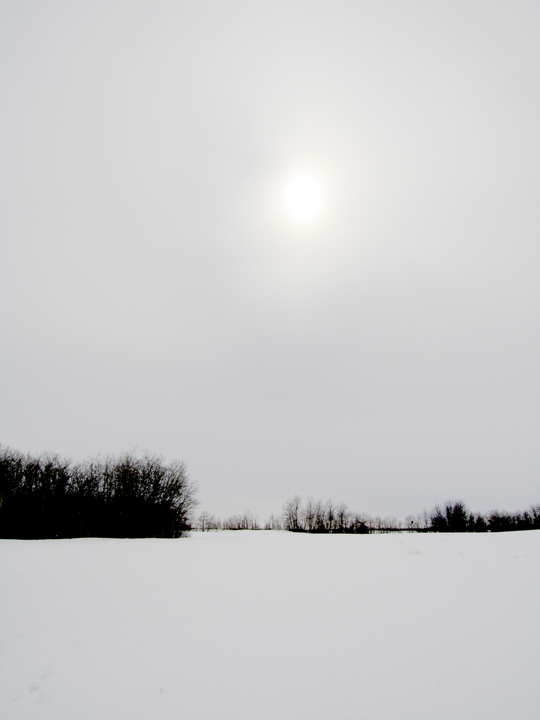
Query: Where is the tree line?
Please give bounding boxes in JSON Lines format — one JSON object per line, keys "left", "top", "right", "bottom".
{"left": 196, "top": 498, "right": 540, "bottom": 533}
{"left": 0, "top": 446, "right": 197, "bottom": 539}
{"left": 2, "top": 445, "right": 538, "bottom": 538}
{"left": 197, "top": 510, "right": 281, "bottom": 531}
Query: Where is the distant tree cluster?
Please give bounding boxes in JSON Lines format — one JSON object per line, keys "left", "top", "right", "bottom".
{"left": 197, "top": 510, "right": 261, "bottom": 531}
{"left": 278, "top": 497, "right": 540, "bottom": 534}
{"left": 222, "top": 511, "right": 260, "bottom": 531}
{"left": 186, "top": 497, "right": 540, "bottom": 536}
{"left": 281, "top": 496, "right": 374, "bottom": 533}
{"left": 196, "top": 498, "right": 369, "bottom": 533}
{"left": 0, "top": 446, "right": 197, "bottom": 539}
{"left": 194, "top": 497, "right": 540, "bottom": 534}
{"left": 425, "top": 501, "right": 540, "bottom": 533}
{"left": 264, "top": 514, "right": 283, "bottom": 531}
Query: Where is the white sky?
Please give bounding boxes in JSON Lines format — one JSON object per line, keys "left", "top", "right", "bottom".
{"left": 1, "top": 0, "right": 539, "bottom": 520}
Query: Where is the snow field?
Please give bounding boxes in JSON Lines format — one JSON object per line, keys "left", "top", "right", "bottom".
{"left": 1, "top": 530, "right": 539, "bottom": 720}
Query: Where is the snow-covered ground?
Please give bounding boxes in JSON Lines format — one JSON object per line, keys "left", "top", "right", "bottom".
{"left": 1, "top": 530, "right": 539, "bottom": 720}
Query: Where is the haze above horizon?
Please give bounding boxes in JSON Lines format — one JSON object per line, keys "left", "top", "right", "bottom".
{"left": 0, "top": 0, "right": 539, "bottom": 520}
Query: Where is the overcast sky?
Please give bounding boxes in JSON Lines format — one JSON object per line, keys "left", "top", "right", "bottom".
{"left": 1, "top": 0, "right": 539, "bottom": 521}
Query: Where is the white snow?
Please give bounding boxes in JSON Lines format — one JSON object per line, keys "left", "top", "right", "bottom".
{"left": 1, "top": 530, "right": 539, "bottom": 720}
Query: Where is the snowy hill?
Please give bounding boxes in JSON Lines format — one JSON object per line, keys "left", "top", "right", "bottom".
{"left": 1, "top": 530, "right": 539, "bottom": 720}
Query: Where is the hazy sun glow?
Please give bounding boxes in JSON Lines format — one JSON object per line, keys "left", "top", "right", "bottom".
{"left": 285, "top": 175, "right": 322, "bottom": 223}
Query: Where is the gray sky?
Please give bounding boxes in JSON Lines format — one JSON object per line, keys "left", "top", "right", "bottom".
{"left": 1, "top": 0, "right": 539, "bottom": 521}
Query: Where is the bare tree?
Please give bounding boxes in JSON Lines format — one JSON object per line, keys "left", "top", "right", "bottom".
{"left": 282, "top": 496, "right": 303, "bottom": 531}
{"left": 302, "top": 497, "right": 316, "bottom": 532}
{"left": 223, "top": 514, "right": 243, "bottom": 530}
{"left": 244, "top": 510, "right": 259, "bottom": 530}
{"left": 198, "top": 511, "right": 210, "bottom": 531}
{"left": 223, "top": 510, "right": 259, "bottom": 530}
{"left": 311, "top": 499, "right": 325, "bottom": 532}
{"left": 349, "top": 513, "right": 370, "bottom": 533}
{"left": 430, "top": 501, "right": 470, "bottom": 532}
{"left": 405, "top": 510, "right": 430, "bottom": 531}
{"left": 335, "top": 503, "right": 349, "bottom": 532}
{"left": 325, "top": 500, "right": 337, "bottom": 532}
{"left": 264, "top": 514, "right": 282, "bottom": 530}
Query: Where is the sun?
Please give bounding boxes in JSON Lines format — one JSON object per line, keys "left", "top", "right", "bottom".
{"left": 284, "top": 175, "right": 323, "bottom": 223}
